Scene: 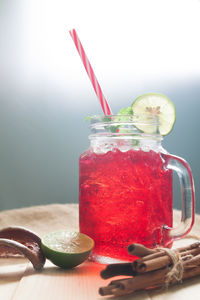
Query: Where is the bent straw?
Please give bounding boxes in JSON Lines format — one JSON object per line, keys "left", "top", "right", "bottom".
{"left": 69, "top": 29, "right": 112, "bottom": 116}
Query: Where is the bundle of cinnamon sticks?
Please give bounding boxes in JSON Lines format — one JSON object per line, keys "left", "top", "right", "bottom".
{"left": 99, "top": 242, "right": 200, "bottom": 297}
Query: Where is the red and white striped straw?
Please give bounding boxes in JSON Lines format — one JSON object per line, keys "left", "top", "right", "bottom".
{"left": 69, "top": 29, "right": 112, "bottom": 116}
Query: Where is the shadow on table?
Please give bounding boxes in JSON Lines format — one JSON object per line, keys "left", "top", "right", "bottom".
{"left": 0, "top": 257, "right": 28, "bottom": 281}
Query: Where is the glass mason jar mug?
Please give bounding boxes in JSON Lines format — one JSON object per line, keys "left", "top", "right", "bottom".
{"left": 79, "top": 115, "right": 195, "bottom": 263}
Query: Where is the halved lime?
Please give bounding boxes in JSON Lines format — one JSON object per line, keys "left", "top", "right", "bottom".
{"left": 41, "top": 231, "right": 94, "bottom": 269}
{"left": 132, "top": 93, "right": 176, "bottom": 135}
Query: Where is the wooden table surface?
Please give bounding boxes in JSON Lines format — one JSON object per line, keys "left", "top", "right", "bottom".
{"left": 0, "top": 204, "right": 200, "bottom": 300}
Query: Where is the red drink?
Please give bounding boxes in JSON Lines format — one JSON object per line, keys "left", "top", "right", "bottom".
{"left": 79, "top": 148, "right": 173, "bottom": 262}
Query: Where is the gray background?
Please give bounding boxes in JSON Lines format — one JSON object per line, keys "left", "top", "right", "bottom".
{"left": 0, "top": 0, "right": 199, "bottom": 212}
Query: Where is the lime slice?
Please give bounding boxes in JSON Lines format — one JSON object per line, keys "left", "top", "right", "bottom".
{"left": 132, "top": 93, "right": 176, "bottom": 135}
{"left": 41, "top": 231, "right": 94, "bottom": 269}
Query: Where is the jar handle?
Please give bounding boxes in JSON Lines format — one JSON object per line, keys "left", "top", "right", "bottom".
{"left": 161, "top": 153, "right": 195, "bottom": 242}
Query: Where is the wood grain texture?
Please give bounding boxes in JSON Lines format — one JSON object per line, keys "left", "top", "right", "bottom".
{"left": 0, "top": 258, "right": 28, "bottom": 299}
{"left": 0, "top": 205, "right": 200, "bottom": 300}
{"left": 12, "top": 261, "right": 151, "bottom": 300}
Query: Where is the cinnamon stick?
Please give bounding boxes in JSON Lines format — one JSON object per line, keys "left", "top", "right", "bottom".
{"left": 127, "top": 243, "right": 156, "bottom": 257}
{"left": 183, "top": 253, "right": 200, "bottom": 269}
{"left": 99, "top": 267, "right": 170, "bottom": 297}
{"left": 134, "top": 246, "right": 200, "bottom": 274}
{"left": 99, "top": 241, "right": 200, "bottom": 297}
{"left": 128, "top": 242, "right": 200, "bottom": 260}
{"left": 99, "top": 278, "right": 131, "bottom": 296}
{"left": 132, "top": 250, "right": 167, "bottom": 272}
{"left": 100, "top": 262, "right": 136, "bottom": 279}
{"left": 99, "top": 264, "right": 200, "bottom": 297}
{"left": 180, "top": 247, "right": 200, "bottom": 258}
{"left": 135, "top": 254, "right": 171, "bottom": 273}
{"left": 176, "top": 241, "right": 200, "bottom": 253}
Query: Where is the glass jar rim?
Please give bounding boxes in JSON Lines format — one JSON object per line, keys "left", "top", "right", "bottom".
{"left": 88, "top": 114, "right": 162, "bottom": 138}
{"left": 88, "top": 114, "right": 156, "bottom": 123}
{"left": 89, "top": 114, "right": 160, "bottom": 126}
